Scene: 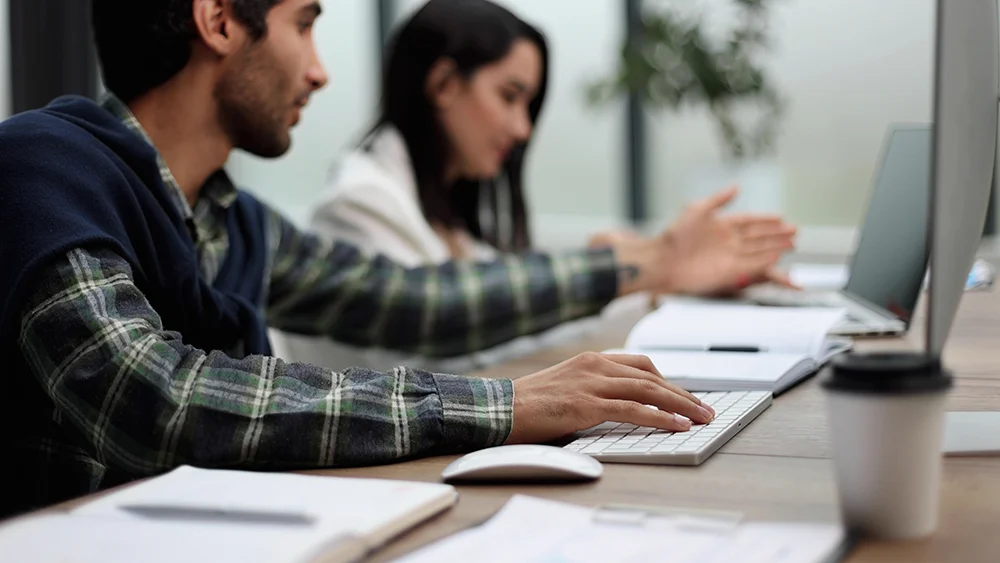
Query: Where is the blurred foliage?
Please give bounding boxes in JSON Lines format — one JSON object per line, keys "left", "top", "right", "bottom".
{"left": 589, "top": 0, "right": 786, "bottom": 160}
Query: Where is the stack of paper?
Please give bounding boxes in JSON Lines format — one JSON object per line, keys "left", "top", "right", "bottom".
{"left": 398, "top": 495, "right": 848, "bottom": 563}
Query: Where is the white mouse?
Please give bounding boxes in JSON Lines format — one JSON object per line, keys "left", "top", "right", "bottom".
{"left": 441, "top": 445, "right": 603, "bottom": 483}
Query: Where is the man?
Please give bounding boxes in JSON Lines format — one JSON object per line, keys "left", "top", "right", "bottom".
{"left": 0, "top": 0, "right": 795, "bottom": 516}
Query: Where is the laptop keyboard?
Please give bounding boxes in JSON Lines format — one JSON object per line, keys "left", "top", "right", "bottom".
{"left": 564, "top": 391, "right": 773, "bottom": 466}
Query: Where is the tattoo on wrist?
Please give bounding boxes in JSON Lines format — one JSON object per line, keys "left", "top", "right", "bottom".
{"left": 618, "top": 264, "right": 641, "bottom": 284}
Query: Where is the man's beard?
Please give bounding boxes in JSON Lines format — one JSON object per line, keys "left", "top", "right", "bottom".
{"left": 215, "top": 44, "right": 294, "bottom": 158}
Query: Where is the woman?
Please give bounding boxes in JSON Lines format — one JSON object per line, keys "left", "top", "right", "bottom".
{"left": 314, "top": 0, "right": 546, "bottom": 262}
{"left": 271, "top": 0, "right": 795, "bottom": 372}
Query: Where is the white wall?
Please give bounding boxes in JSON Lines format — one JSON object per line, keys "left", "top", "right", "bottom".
{"left": 226, "top": 0, "right": 378, "bottom": 226}
{"left": 0, "top": 0, "right": 10, "bottom": 119}
{"left": 646, "top": 0, "right": 936, "bottom": 233}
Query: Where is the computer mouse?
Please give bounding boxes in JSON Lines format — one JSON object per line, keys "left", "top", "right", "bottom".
{"left": 441, "top": 445, "right": 604, "bottom": 483}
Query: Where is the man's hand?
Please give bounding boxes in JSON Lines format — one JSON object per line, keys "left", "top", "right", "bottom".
{"left": 505, "top": 352, "right": 715, "bottom": 445}
{"left": 609, "top": 186, "right": 797, "bottom": 297}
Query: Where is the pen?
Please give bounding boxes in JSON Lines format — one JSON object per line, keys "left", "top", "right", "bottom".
{"left": 639, "top": 345, "right": 764, "bottom": 353}
{"left": 707, "top": 345, "right": 761, "bottom": 353}
{"left": 120, "top": 504, "right": 316, "bottom": 526}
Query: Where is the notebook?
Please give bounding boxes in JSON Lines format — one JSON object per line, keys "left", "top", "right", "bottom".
{"left": 0, "top": 465, "right": 458, "bottom": 563}
{"left": 605, "top": 300, "right": 853, "bottom": 394}
{"left": 397, "top": 495, "right": 850, "bottom": 563}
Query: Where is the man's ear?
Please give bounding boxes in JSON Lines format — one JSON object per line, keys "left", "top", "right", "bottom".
{"left": 425, "top": 58, "right": 461, "bottom": 110}
{"left": 191, "top": 0, "right": 248, "bottom": 57}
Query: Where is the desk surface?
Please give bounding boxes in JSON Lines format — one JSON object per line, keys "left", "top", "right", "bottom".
{"left": 43, "top": 291, "right": 1000, "bottom": 562}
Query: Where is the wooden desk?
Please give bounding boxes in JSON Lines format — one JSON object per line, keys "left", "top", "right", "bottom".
{"left": 312, "top": 291, "right": 1000, "bottom": 562}
{"left": 39, "top": 291, "right": 1000, "bottom": 562}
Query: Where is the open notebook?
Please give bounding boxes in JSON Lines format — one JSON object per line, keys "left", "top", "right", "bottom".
{"left": 0, "top": 466, "right": 458, "bottom": 563}
{"left": 605, "top": 300, "right": 853, "bottom": 394}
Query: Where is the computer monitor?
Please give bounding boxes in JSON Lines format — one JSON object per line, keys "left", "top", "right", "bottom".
{"left": 844, "top": 125, "right": 932, "bottom": 324}
{"left": 927, "top": 0, "right": 999, "bottom": 356}
{"left": 930, "top": 0, "right": 1000, "bottom": 456}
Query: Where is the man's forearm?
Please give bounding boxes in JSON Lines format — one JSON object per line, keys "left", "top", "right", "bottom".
{"left": 266, "top": 210, "right": 620, "bottom": 357}
{"left": 19, "top": 247, "right": 514, "bottom": 476}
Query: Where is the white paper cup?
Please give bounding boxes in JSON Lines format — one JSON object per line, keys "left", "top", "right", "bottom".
{"left": 822, "top": 353, "right": 952, "bottom": 539}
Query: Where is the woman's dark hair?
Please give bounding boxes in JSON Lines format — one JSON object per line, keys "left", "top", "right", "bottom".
{"left": 374, "top": 0, "right": 549, "bottom": 253}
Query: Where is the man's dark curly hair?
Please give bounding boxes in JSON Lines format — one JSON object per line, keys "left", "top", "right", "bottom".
{"left": 92, "top": 0, "right": 282, "bottom": 102}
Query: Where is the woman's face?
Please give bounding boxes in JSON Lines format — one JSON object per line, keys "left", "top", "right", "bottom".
{"left": 430, "top": 39, "right": 543, "bottom": 181}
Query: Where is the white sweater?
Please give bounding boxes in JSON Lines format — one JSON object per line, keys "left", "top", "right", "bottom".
{"left": 269, "top": 126, "right": 633, "bottom": 373}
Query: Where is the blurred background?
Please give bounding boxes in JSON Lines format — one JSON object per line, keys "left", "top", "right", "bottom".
{"left": 2, "top": 0, "right": 996, "bottom": 257}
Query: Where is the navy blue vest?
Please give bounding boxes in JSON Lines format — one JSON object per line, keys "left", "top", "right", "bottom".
{"left": 0, "top": 95, "right": 272, "bottom": 357}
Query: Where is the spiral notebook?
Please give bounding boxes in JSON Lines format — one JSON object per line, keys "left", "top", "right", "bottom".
{"left": 606, "top": 300, "right": 853, "bottom": 394}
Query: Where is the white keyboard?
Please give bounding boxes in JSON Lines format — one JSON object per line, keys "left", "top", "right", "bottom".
{"left": 564, "top": 391, "right": 772, "bottom": 466}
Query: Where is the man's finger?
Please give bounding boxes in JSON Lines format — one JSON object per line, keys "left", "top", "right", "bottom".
{"left": 598, "top": 375, "right": 714, "bottom": 424}
{"left": 600, "top": 353, "right": 663, "bottom": 377}
{"left": 599, "top": 400, "right": 695, "bottom": 432}
{"left": 599, "top": 353, "right": 707, "bottom": 407}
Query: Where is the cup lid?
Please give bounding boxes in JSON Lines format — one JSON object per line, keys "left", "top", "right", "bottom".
{"left": 820, "top": 352, "right": 953, "bottom": 394}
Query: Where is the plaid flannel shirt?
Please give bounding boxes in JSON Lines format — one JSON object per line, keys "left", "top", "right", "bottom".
{"left": 12, "top": 95, "right": 619, "bottom": 509}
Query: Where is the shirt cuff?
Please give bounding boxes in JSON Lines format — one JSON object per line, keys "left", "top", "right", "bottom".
{"left": 556, "top": 247, "right": 620, "bottom": 318}
{"left": 433, "top": 374, "right": 514, "bottom": 451}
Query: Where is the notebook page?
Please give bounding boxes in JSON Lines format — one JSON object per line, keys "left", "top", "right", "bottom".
{"left": 73, "top": 466, "right": 457, "bottom": 545}
{"left": 625, "top": 301, "right": 846, "bottom": 359}
{"left": 602, "top": 349, "right": 809, "bottom": 384}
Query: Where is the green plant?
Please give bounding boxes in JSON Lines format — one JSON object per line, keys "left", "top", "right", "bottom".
{"left": 589, "top": 0, "right": 786, "bottom": 160}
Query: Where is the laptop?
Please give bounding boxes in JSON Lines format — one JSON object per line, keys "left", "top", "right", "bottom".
{"left": 748, "top": 125, "right": 933, "bottom": 337}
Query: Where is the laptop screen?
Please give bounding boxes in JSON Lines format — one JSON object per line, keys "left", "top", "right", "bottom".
{"left": 843, "top": 126, "right": 932, "bottom": 323}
